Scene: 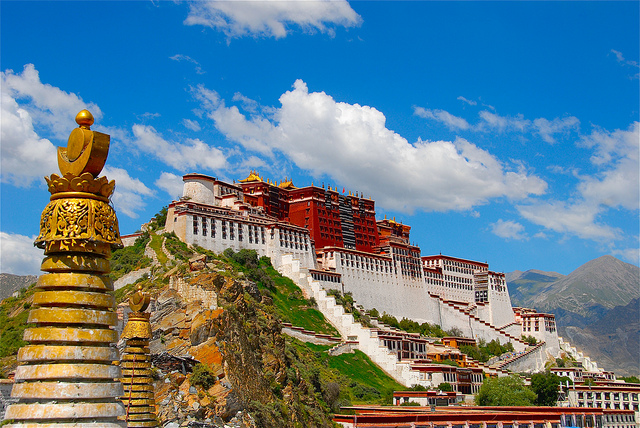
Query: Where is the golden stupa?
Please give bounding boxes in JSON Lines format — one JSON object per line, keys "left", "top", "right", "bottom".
{"left": 4, "top": 110, "right": 126, "bottom": 426}
{"left": 119, "top": 286, "right": 158, "bottom": 427}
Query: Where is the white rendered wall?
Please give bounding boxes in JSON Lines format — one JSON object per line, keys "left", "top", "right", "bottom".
{"left": 185, "top": 214, "right": 316, "bottom": 271}
{"left": 183, "top": 178, "right": 216, "bottom": 205}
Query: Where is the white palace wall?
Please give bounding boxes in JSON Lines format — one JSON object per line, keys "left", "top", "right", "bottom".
{"left": 166, "top": 207, "right": 316, "bottom": 271}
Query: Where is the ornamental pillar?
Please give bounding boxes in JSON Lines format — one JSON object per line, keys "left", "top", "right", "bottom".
{"left": 4, "top": 110, "right": 126, "bottom": 427}
{"left": 119, "top": 287, "right": 157, "bottom": 427}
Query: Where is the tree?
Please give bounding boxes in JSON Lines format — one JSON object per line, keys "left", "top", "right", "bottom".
{"left": 475, "top": 375, "right": 536, "bottom": 406}
{"left": 447, "top": 327, "right": 464, "bottom": 337}
{"left": 438, "top": 382, "right": 453, "bottom": 392}
{"left": 530, "top": 372, "right": 561, "bottom": 406}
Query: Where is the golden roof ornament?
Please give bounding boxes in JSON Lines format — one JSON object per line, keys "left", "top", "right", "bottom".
{"left": 121, "top": 286, "right": 152, "bottom": 341}
{"left": 239, "top": 170, "right": 263, "bottom": 183}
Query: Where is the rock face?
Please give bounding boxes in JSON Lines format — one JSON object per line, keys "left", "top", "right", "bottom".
{"left": 559, "top": 298, "right": 640, "bottom": 377}
{"left": 0, "top": 274, "right": 38, "bottom": 300}
{"left": 139, "top": 270, "right": 333, "bottom": 427}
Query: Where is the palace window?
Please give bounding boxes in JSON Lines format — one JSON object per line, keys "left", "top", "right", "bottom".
{"left": 193, "top": 216, "right": 199, "bottom": 235}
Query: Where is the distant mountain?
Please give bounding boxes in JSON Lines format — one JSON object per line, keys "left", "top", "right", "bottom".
{"left": 0, "top": 273, "right": 38, "bottom": 301}
{"left": 506, "top": 269, "right": 564, "bottom": 308}
{"left": 506, "top": 255, "right": 640, "bottom": 376}
{"left": 560, "top": 298, "right": 640, "bottom": 377}
{"left": 529, "top": 255, "right": 640, "bottom": 319}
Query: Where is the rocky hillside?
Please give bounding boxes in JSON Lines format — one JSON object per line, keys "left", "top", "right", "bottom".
{"left": 560, "top": 298, "right": 639, "bottom": 377}
{"left": 1, "top": 228, "right": 403, "bottom": 427}
{"left": 134, "top": 246, "right": 402, "bottom": 427}
{"left": 144, "top": 265, "right": 334, "bottom": 427}
{"left": 0, "top": 273, "right": 38, "bottom": 301}
{"left": 507, "top": 255, "right": 640, "bottom": 376}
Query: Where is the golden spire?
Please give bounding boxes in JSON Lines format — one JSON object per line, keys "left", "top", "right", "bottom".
{"left": 5, "top": 110, "right": 125, "bottom": 425}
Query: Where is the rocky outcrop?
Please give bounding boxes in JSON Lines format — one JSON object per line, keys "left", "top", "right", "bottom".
{"left": 136, "top": 266, "right": 334, "bottom": 428}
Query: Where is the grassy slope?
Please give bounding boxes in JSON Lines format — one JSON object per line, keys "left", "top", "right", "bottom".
{"left": 262, "top": 264, "right": 338, "bottom": 336}
{"left": 288, "top": 340, "right": 404, "bottom": 406}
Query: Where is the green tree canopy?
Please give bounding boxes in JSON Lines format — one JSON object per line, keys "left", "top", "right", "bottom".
{"left": 530, "top": 372, "right": 561, "bottom": 406}
{"left": 438, "top": 382, "right": 453, "bottom": 392}
{"left": 475, "top": 375, "right": 536, "bottom": 406}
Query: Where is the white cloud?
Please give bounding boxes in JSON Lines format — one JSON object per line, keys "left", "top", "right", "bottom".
{"left": 516, "top": 122, "right": 638, "bottom": 246}
{"left": 191, "top": 84, "right": 221, "bottom": 112}
{"left": 170, "top": 54, "right": 205, "bottom": 74}
{"left": 478, "top": 110, "right": 530, "bottom": 133}
{"left": 477, "top": 110, "right": 580, "bottom": 144}
{"left": 414, "top": 107, "right": 470, "bottom": 130}
{"left": 102, "top": 166, "right": 155, "bottom": 218}
{"left": 457, "top": 96, "right": 477, "bottom": 106}
{"left": 2, "top": 64, "right": 101, "bottom": 140}
{"left": 517, "top": 200, "right": 620, "bottom": 242}
{"left": 577, "top": 122, "right": 639, "bottom": 210}
{"left": 183, "top": 119, "right": 201, "bottom": 132}
{"left": 155, "top": 172, "right": 184, "bottom": 200}
{"left": 612, "top": 247, "right": 640, "bottom": 266}
{"left": 490, "top": 219, "right": 528, "bottom": 240}
{"left": 0, "top": 232, "right": 43, "bottom": 276}
{"left": 184, "top": 0, "right": 361, "bottom": 39}
{"left": 233, "top": 92, "right": 259, "bottom": 113}
{"left": 131, "top": 124, "right": 229, "bottom": 172}
{"left": 611, "top": 49, "right": 640, "bottom": 79}
{"left": 207, "top": 103, "right": 281, "bottom": 156}
{"left": 533, "top": 116, "right": 580, "bottom": 144}
{"left": 1, "top": 64, "right": 102, "bottom": 185}
{"left": 196, "top": 80, "right": 547, "bottom": 213}
{"left": 1, "top": 86, "right": 57, "bottom": 185}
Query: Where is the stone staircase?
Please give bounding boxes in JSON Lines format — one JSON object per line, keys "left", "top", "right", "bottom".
{"left": 490, "top": 340, "right": 547, "bottom": 372}
{"left": 278, "top": 255, "right": 426, "bottom": 386}
{"left": 558, "top": 337, "right": 601, "bottom": 373}
{"left": 277, "top": 255, "right": 514, "bottom": 387}
{"left": 161, "top": 237, "right": 176, "bottom": 262}
{"left": 428, "top": 293, "right": 528, "bottom": 350}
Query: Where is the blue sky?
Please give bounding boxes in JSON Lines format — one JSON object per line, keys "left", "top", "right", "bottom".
{"left": 1, "top": 1, "right": 638, "bottom": 277}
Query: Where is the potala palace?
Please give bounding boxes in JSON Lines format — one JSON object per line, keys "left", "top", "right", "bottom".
{"left": 161, "top": 172, "right": 606, "bottom": 386}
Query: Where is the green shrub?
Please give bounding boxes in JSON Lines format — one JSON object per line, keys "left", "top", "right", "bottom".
{"left": 163, "top": 232, "right": 193, "bottom": 261}
{"left": 190, "top": 363, "right": 217, "bottom": 389}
